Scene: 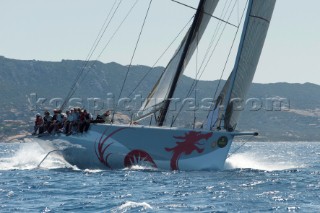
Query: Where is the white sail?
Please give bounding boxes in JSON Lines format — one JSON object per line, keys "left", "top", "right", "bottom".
{"left": 205, "top": 0, "right": 276, "bottom": 131}
{"left": 32, "top": 0, "right": 278, "bottom": 172}
{"left": 135, "top": 0, "right": 219, "bottom": 121}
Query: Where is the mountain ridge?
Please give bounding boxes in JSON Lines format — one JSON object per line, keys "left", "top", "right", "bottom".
{"left": 0, "top": 56, "right": 319, "bottom": 141}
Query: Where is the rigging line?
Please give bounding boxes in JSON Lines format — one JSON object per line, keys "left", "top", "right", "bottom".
{"left": 93, "top": 0, "right": 139, "bottom": 63}
{"left": 171, "top": 1, "right": 233, "bottom": 125}
{"left": 60, "top": 0, "right": 122, "bottom": 111}
{"left": 74, "top": 0, "right": 122, "bottom": 89}
{"left": 157, "top": 0, "right": 210, "bottom": 126}
{"left": 190, "top": 0, "right": 239, "bottom": 96}
{"left": 81, "top": 0, "right": 123, "bottom": 70}
{"left": 208, "top": 0, "right": 249, "bottom": 129}
{"left": 115, "top": 0, "right": 153, "bottom": 114}
{"left": 73, "top": 1, "right": 122, "bottom": 85}
{"left": 201, "top": 0, "right": 235, "bottom": 72}
{"left": 195, "top": 33, "right": 199, "bottom": 80}
{"left": 188, "top": 0, "right": 234, "bottom": 92}
{"left": 195, "top": 0, "right": 234, "bottom": 76}
{"left": 64, "top": 1, "right": 120, "bottom": 97}
{"left": 128, "top": 15, "right": 194, "bottom": 98}
{"left": 193, "top": 35, "right": 199, "bottom": 128}
{"left": 193, "top": 0, "right": 238, "bottom": 87}
{"left": 171, "top": 0, "right": 237, "bottom": 28}
{"left": 212, "top": 0, "right": 249, "bottom": 103}
{"left": 85, "top": 0, "right": 118, "bottom": 64}
{"left": 237, "top": 0, "right": 240, "bottom": 25}
{"left": 181, "top": 0, "right": 235, "bottom": 100}
{"left": 77, "top": 0, "right": 139, "bottom": 86}
{"left": 61, "top": 0, "right": 138, "bottom": 112}
{"left": 171, "top": 0, "right": 238, "bottom": 126}
{"left": 227, "top": 135, "right": 254, "bottom": 159}
{"left": 68, "top": 0, "right": 117, "bottom": 94}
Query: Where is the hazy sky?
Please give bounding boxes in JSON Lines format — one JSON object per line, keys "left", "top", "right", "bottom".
{"left": 0, "top": 0, "right": 319, "bottom": 84}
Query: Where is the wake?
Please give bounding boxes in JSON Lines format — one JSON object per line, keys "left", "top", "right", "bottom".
{"left": 224, "top": 152, "right": 303, "bottom": 171}
{"left": 0, "top": 140, "right": 72, "bottom": 170}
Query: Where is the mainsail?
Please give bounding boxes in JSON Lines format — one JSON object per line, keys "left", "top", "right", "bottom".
{"left": 135, "top": 0, "right": 219, "bottom": 124}
{"left": 204, "top": 0, "right": 276, "bottom": 131}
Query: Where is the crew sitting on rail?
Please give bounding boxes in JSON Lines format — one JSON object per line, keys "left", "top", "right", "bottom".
{"left": 32, "top": 109, "right": 94, "bottom": 135}
{"left": 52, "top": 109, "right": 64, "bottom": 133}
{"left": 74, "top": 108, "right": 81, "bottom": 132}
{"left": 64, "top": 110, "right": 73, "bottom": 135}
{"left": 102, "top": 110, "right": 111, "bottom": 123}
{"left": 94, "top": 110, "right": 112, "bottom": 124}
{"left": 32, "top": 113, "right": 44, "bottom": 135}
{"left": 62, "top": 108, "right": 92, "bottom": 135}
{"left": 43, "top": 111, "right": 53, "bottom": 133}
{"left": 79, "top": 109, "right": 91, "bottom": 133}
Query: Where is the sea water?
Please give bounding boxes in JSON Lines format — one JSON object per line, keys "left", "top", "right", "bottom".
{"left": 0, "top": 141, "right": 319, "bottom": 212}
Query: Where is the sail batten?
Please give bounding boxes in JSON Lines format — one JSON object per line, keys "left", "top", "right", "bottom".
{"left": 134, "top": 0, "right": 220, "bottom": 124}
{"left": 204, "top": 0, "right": 276, "bottom": 131}
{"left": 249, "top": 15, "right": 271, "bottom": 23}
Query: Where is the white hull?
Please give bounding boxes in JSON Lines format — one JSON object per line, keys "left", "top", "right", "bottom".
{"left": 36, "top": 124, "right": 234, "bottom": 171}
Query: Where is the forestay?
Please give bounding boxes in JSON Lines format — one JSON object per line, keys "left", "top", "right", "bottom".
{"left": 135, "top": 0, "right": 219, "bottom": 121}
{"left": 204, "top": 0, "right": 276, "bottom": 131}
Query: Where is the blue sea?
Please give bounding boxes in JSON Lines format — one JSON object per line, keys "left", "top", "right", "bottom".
{"left": 0, "top": 141, "right": 319, "bottom": 212}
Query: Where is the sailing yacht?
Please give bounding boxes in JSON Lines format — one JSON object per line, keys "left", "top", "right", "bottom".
{"left": 36, "top": 0, "right": 276, "bottom": 170}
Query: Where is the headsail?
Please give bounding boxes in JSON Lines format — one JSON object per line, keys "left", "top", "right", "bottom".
{"left": 204, "top": 0, "right": 276, "bottom": 131}
{"left": 135, "top": 0, "right": 219, "bottom": 124}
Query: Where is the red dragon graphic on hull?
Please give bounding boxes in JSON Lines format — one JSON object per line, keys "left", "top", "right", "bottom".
{"left": 124, "top": 150, "right": 157, "bottom": 168}
{"left": 165, "top": 131, "right": 213, "bottom": 170}
{"left": 95, "top": 127, "right": 127, "bottom": 169}
{"left": 95, "top": 127, "right": 157, "bottom": 169}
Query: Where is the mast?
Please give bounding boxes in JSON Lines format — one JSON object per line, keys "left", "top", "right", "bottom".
{"left": 157, "top": 0, "right": 206, "bottom": 126}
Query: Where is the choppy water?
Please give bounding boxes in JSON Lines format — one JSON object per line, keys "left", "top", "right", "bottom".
{"left": 0, "top": 141, "right": 319, "bottom": 212}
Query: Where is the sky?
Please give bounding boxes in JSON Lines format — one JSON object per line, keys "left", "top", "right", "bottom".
{"left": 0, "top": 0, "right": 319, "bottom": 85}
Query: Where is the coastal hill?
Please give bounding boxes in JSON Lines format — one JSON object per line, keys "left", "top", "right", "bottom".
{"left": 0, "top": 56, "right": 319, "bottom": 141}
